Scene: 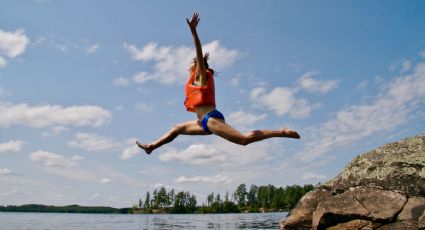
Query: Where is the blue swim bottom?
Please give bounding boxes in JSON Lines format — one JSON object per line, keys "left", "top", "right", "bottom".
{"left": 201, "top": 109, "right": 225, "bottom": 133}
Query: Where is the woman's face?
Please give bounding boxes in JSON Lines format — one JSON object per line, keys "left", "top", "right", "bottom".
{"left": 189, "top": 60, "right": 196, "bottom": 72}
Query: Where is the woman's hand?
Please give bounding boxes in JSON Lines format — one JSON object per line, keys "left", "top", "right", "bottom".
{"left": 186, "top": 12, "right": 200, "bottom": 31}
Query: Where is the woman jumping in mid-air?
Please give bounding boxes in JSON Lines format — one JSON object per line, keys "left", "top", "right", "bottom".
{"left": 136, "top": 12, "right": 300, "bottom": 154}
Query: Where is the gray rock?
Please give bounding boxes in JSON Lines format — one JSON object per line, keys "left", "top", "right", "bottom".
{"left": 326, "top": 219, "right": 378, "bottom": 230}
{"left": 312, "top": 187, "right": 406, "bottom": 229}
{"left": 280, "top": 186, "right": 332, "bottom": 230}
{"left": 398, "top": 197, "right": 425, "bottom": 221}
{"left": 327, "top": 135, "right": 425, "bottom": 196}
{"left": 280, "top": 134, "right": 425, "bottom": 230}
{"left": 419, "top": 210, "right": 425, "bottom": 229}
{"left": 376, "top": 220, "right": 418, "bottom": 230}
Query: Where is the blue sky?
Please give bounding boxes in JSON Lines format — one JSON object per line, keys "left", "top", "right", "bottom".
{"left": 1, "top": 0, "right": 425, "bottom": 208}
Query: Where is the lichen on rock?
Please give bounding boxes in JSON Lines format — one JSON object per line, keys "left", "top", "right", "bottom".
{"left": 281, "top": 134, "right": 425, "bottom": 230}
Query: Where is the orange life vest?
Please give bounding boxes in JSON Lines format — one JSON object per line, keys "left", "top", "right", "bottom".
{"left": 184, "top": 69, "right": 216, "bottom": 112}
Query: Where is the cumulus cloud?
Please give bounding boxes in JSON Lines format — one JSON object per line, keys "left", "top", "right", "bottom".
{"left": 401, "top": 60, "right": 412, "bottom": 73}
{"left": 120, "top": 144, "right": 140, "bottom": 160}
{"left": 356, "top": 80, "right": 368, "bottom": 90}
{"left": 132, "top": 72, "right": 152, "bottom": 84}
{"left": 298, "top": 60, "right": 425, "bottom": 161}
{"left": 0, "top": 28, "right": 30, "bottom": 59}
{"left": 113, "top": 77, "right": 129, "bottom": 87}
{"left": 250, "top": 70, "right": 338, "bottom": 118}
{"left": 174, "top": 174, "right": 232, "bottom": 186}
{"left": 0, "top": 168, "right": 12, "bottom": 176}
{"left": 159, "top": 138, "right": 276, "bottom": 170}
{"left": 68, "top": 133, "right": 122, "bottom": 152}
{"left": 68, "top": 133, "right": 140, "bottom": 160}
{"left": 159, "top": 144, "right": 225, "bottom": 166}
{"left": 42, "top": 126, "right": 68, "bottom": 138}
{"left": 250, "top": 87, "right": 313, "bottom": 118}
{"left": 29, "top": 150, "right": 79, "bottom": 168}
{"left": 0, "top": 140, "right": 25, "bottom": 153}
{"left": 0, "top": 102, "right": 111, "bottom": 128}
{"left": 100, "top": 178, "right": 111, "bottom": 184}
{"left": 227, "top": 110, "right": 267, "bottom": 126}
{"left": 301, "top": 172, "right": 326, "bottom": 180}
{"left": 124, "top": 40, "right": 238, "bottom": 85}
{"left": 86, "top": 43, "right": 99, "bottom": 54}
{"left": 296, "top": 71, "right": 339, "bottom": 94}
{"left": 71, "top": 155, "right": 84, "bottom": 161}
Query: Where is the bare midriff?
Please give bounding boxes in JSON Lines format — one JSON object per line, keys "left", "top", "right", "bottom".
{"left": 194, "top": 104, "right": 217, "bottom": 120}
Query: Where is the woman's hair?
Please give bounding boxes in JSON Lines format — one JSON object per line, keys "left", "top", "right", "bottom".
{"left": 193, "top": 53, "right": 216, "bottom": 76}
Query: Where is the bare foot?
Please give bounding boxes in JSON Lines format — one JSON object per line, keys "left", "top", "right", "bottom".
{"left": 280, "top": 128, "right": 300, "bottom": 139}
{"left": 136, "top": 141, "right": 153, "bottom": 154}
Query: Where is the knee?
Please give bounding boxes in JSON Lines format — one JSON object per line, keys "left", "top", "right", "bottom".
{"left": 236, "top": 136, "right": 250, "bottom": 146}
{"left": 238, "top": 133, "right": 256, "bottom": 146}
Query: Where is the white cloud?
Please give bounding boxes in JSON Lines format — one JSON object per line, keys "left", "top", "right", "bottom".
{"left": 0, "top": 28, "right": 30, "bottom": 58}
{"left": 132, "top": 72, "right": 152, "bottom": 84}
{"left": 124, "top": 40, "right": 238, "bottom": 85}
{"left": 0, "top": 102, "right": 111, "bottom": 128}
{"left": 298, "top": 60, "right": 425, "bottom": 161}
{"left": 113, "top": 77, "right": 129, "bottom": 87}
{"left": 86, "top": 43, "right": 99, "bottom": 54}
{"left": 71, "top": 155, "right": 84, "bottom": 161}
{"left": 42, "top": 126, "right": 68, "bottom": 137}
{"left": 356, "top": 80, "right": 368, "bottom": 90}
{"left": 29, "top": 150, "right": 78, "bottom": 168}
{"left": 227, "top": 110, "right": 267, "bottom": 126}
{"left": 250, "top": 87, "right": 313, "bottom": 118}
{"left": 89, "top": 193, "right": 101, "bottom": 200}
{"left": 0, "top": 168, "right": 12, "bottom": 176}
{"left": 0, "top": 56, "right": 6, "bottom": 68}
{"left": 120, "top": 144, "right": 140, "bottom": 160}
{"left": 401, "top": 60, "right": 412, "bottom": 73}
{"left": 68, "top": 134, "right": 140, "bottom": 160}
{"left": 159, "top": 144, "right": 225, "bottom": 166}
{"left": 297, "top": 71, "right": 339, "bottom": 94}
{"left": 301, "top": 172, "right": 326, "bottom": 180}
{"left": 174, "top": 174, "right": 232, "bottom": 186}
{"left": 0, "top": 140, "right": 25, "bottom": 153}
{"left": 68, "top": 133, "right": 122, "bottom": 152}
{"left": 159, "top": 138, "right": 277, "bottom": 170}
{"left": 100, "top": 178, "right": 111, "bottom": 184}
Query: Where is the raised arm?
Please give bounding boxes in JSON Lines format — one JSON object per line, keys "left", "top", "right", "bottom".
{"left": 187, "top": 12, "right": 208, "bottom": 86}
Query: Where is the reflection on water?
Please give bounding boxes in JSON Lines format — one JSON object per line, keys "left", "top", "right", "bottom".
{"left": 0, "top": 212, "right": 287, "bottom": 230}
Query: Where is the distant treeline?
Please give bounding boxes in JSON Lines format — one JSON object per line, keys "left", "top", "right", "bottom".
{"left": 135, "top": 184, "right": 314, "bottom": 214}
{"left": 0, "top": 184, "right": 314, "bottom": 214}
{"left": 0, "top": 204, "right": 131, "bottom": 214}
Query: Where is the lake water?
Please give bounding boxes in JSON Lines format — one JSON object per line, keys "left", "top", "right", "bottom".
{"left": 0, "top": 212, "right": 287, "bottom": 229}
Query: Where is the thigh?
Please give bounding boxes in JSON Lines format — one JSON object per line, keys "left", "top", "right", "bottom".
{"left": 179, "top": 120, "right": 211, "bottom": 136}
{"left": 206, "top": 118, "right": 246, "bottom": 143}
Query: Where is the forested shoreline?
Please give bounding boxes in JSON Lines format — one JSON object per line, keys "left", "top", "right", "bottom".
{"left": 135, "top": 183, "right": 314, "bottom": 214}
{"left": 0, "top": 184, "right": 314, "bottom": 214}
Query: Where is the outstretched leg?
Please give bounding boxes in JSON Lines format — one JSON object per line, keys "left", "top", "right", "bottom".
{"left": 136, "top": 120, "right": 210, "bottom": 154}
{"left": 207, "top": 118, "right": 300, "bottom": 146}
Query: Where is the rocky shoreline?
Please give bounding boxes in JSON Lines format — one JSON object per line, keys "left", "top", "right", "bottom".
{"left": 280, "top": 134, "right": 425, "bottom": 230}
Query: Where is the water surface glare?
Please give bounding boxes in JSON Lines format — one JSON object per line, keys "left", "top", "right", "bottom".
{"left": 0, "top": 212, "right": 287, "bottom": 229}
